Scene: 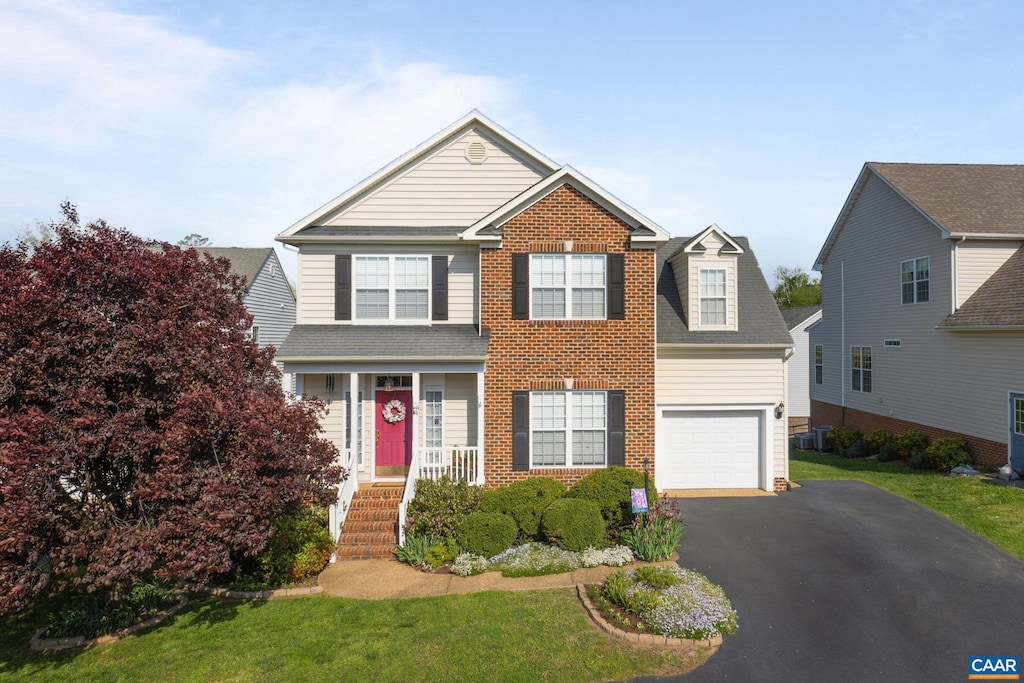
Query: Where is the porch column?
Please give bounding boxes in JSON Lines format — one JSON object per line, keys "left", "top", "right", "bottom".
{"left": 411, "top": 371, "right": 420, "bottom": 471}
{"left": 477, "top": 370, "right": 485, "bottom": 486}
{"left": 349, "top": 372, "right": 359, "bottom": 483}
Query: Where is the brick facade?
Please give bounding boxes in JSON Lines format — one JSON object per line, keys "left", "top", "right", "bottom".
{"left": 810, "top": 400, "right": 1008, "bottom": 468}
{"left": 481, "top": 184, "right": 656, "bottom": 488}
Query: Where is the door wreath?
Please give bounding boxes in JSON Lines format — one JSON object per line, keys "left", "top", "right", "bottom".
{"left": 381, "top": 399, "right": 406, "bottom": 424}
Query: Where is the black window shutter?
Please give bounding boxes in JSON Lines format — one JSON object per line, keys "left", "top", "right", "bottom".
{"left": 335, "top": 255, "right": 351, "bottom": 320}
{"left": 607, "top": 254, "right": 625, "bottom": 320}
{"left": 432, "top": 255, "right": 448, "bottom": 321}
{"left": 607, "top": 390, "right": 625, "bottom": 466}
{"left": 512, "top": 392, "right": 530, "bottom": 471}
{"left": 512, "top": 254, "right": 529, "bottom": 319}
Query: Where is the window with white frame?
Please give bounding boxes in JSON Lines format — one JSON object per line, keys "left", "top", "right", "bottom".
{"left": 424, "top": 390, "right": 443, "bottom": 465}
{"left": 814, "top": 344, "right": 823, "bottom": 385}
{"left": 354, "top": 255, "right": 429, "bottom": 321}
{"left": 699, "top": 268, "right": 727, "bottom": 325}
{"left": 901, "top": 257, "right": 929, "bottom": 304}
{"left": 1015, "top": 398, "right": 1024, "bottom": 435}
{"left": 345, "top": 390, "right": 363, "bottom": 465}
{"left": 530, "top": 254, "right": 606, "bottom": 319}
{"left": 530, "top": 391, "right": 606, "bottom": 467}
{"left": 249, "top": 325, "right": 260, "bottom": 345}
{"left": 851, "top": 346, "right": 872, "bottom": 393}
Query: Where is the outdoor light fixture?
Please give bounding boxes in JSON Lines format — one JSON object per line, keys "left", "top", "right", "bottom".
{"left": 384, "top": 377, "right": 394, "bottom": 392}
{"left": 774, "top": 402, "right": 785, "bottom": 419}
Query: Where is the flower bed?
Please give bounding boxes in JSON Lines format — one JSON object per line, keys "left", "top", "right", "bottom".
{"left": 451, "top": 543, "right": 636, "bottom": 577}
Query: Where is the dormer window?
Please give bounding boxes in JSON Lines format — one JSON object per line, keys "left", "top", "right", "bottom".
{"left": 699, "top": 268, "right": 727, "bottom": 325}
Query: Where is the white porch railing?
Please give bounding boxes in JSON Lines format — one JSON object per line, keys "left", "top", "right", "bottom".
{"left": 419, "top": 447, "right": 482, "bottom": 484}
{"left": 397, "top": 446, "right": 422, "bottom": 547}
{"left": 329, "top": 448, "right": 358, "bottom": 545}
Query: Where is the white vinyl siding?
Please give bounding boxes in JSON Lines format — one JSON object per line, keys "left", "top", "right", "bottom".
{"left": 530, "top": 254, "right": 606, "bottom": 320}
{"left": 682, "top": 234, "right": 738, "bottom": 331}
{"left": 530, "top": 391, "right": 607, "bottom": 467}
{"left": 901, "top": 257, "right": 929, "bottom": 304}
{"left": 955, "top": 241, "right": 1020, "bottom": 307}
{"left": 325, "top": 130, "right": 546, "bottom": 228}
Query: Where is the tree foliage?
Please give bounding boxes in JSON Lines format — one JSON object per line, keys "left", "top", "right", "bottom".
{"left": 0, "top": 205, "right": 341, "bottom": 615}
{"left": 177, "top": 233, "right": 211, "bottom": 247}
{"left": 772, "top": 266, "right": 822, "bottom": 307}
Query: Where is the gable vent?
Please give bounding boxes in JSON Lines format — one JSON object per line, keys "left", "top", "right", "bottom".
{"left": 465, "top": 141, "right": 488, "bottom": 164}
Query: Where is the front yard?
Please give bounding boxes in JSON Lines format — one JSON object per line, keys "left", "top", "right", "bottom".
{"left": 790, "top": 448, "right": 1024, "bottom": 561}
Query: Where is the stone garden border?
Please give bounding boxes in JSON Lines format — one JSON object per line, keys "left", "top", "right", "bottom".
{"left": 576, "top": 585, "right": 722, "bottom": 651}
{"left": 30, "top": 597, "right": 190, "bottom": 652}
{"left": 194, "top": 584, "right": 322, "bottom": 600}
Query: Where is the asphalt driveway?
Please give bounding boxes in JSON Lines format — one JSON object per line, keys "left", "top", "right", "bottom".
{"left": 639, "top": 480, "right": 1024, "bottom": 683}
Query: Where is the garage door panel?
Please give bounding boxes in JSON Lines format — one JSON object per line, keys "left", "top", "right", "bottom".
{"left": 657, "top": 410, "right": 761, "bottom": 489}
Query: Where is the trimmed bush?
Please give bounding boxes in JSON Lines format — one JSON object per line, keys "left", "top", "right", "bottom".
{"left": 541, "top": 498, "right": 607, "bottom": 551}
{"left": 841, "top": 439, "right": 869, "bottom": 458}
{"left": 230, "top": 509, "right": 334, "bottom": 589}
{"left": 406, "top": 475, "right": 484, "bottom": 541}
{"left": 566, "top": 467, "right": 657, "bottom": 541}
{"left": 908, "top": 451, "right": 934, "bottom": 470}
{"left": 455, "top": 512, "right": 518, "bottom": 558}
{"left": 864, "top": 429, "right": 896, "bottom": 455}
{"left": 877, "top": 443, "right": 899, "bottom": 462}
{"left": 480, "top": 477, "right": 566, "bottom": 540}
{"left": 829, "top": 426, "right": 862, "bottom": 453}
{"left": 926, "top": 437, "right": 971, "bottom": 472}
{"left": 893, "top": 430, "right": 928, "bottom": 461}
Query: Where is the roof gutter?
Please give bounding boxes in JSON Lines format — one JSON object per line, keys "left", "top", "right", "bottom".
{"left": 656, "top": 343, "right": 795, "bottom": 350}
{"left": 277, "top": 355, "right": 489, "bottom": 363}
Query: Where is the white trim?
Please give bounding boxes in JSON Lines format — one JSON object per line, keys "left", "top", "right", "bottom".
{"left": 697, "top": 267, "right": 728, "bottom": 328}
{"left": 529, "top": 390, "right": 609, "bottom": 469}
{"left": 850, "top": 345, "right": 872, "bottom": 393}
{"left": 351, "top": 254, "right": 431, "bottom": 323}
{"left": 681, "top": 224, "right": 745, "bottom": 254}
{"left": 900, "top": 256, "right": 930, "bottom": 305}
{"left": 528, "top": 253, "right": 607, "bottom": 320}
{"left": 1009, "top": 390, "right": 1024, "bottom": 469}
{"left": 282, "top": 361, "right": 485, "bottom": 374}
{"left": 476, "top": 371, "right": 486, "bottom": 486}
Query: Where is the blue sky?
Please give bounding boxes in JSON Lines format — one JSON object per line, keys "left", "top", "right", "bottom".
{"left": 3, "top": 0, "right": 1023, "bottom": 284}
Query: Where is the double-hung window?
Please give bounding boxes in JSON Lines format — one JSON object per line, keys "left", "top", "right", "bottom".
{"left": 354, "top": 255, "right": 429, "bottom": 321}
{"left": 901, "top": 257, "right": 929, "bottom": 304}
{"left": 424, "top": 390, "right": 443, "bottom": 465}
{"left": 851, "top": 346, "right": 872, "bottom": 393}
{"left": 699, "top": 268, "right": 727, "bottom": 325}
{"left": 530, "top": 254, "right": 606, "bottom": 319}
{"left": 814, "top": 344, "right": 823, "bottom": 385}
{"left": 530, "top": 391, "right": 607, "bottom": 467}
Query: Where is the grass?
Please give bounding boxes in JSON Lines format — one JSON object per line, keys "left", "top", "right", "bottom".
{"left": 0, "top": 589, "right": 711, "bottom": 682}
{"left": 790, "top": 448, "right": 1024, "bottom": 561}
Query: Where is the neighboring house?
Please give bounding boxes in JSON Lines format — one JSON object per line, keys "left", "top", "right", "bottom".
{"left": 202, "top": 247, "right": 297, "bottom": 391}
{"left": 780, "top": 304, "right": 822, "bottom": 434}
{"left": 809, "top": 163, "right": 1024, "bottom": 471}
{"left": 274, "top": 112, "right": 791, "bottom": 550}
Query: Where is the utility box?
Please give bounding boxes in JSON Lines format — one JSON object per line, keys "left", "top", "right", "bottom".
{"left": 793, "top": 433, "right": 814, "bottom": 450}
{"left": 813, "top": 426, "right": 834, "bottom": 452}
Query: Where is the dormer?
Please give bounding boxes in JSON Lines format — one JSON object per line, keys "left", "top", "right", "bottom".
{"left": 669, "top": 224, "right": 744, "bottom": 332}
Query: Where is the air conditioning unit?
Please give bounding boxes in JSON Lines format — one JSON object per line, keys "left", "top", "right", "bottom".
{"left": 813, "top": 426, "right": 834, "bottom": 452}
{"left": 793, "top": 432, "right": 814, "bottom": 450}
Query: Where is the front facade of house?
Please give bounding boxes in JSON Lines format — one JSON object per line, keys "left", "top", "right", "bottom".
{"left": 275, "top": 113, "right": 791, "bottom": 539}
{"left": 809, "top": 163, "right": 1024, "bottom": 470}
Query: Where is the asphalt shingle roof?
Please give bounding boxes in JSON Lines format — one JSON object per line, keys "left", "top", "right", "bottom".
{"left": 869, "top": 163, "right": 1024, "bottom": 235}
{"left": 200, "top": 248, "right": 273, "bottom": 292}
{"left": 656, "top": 236, "right": 792, "bottom": 345}
{"left": 277, "top": 324, "right": 489, "bottom": 360}
{"left": 939, "top": 245, "right": 1024, "bottom": 328}
{"left": 780, "top": 304, "right": 822, "bottom": 330}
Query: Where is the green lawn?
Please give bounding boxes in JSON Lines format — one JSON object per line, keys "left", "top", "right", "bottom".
{"left": 0, "top": 589, "right": 710, "bottom": 682}
{"left": 790, "top": 448, "right": 1024, "bottom": 561}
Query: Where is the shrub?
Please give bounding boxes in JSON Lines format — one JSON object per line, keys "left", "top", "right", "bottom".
{"left": 450, "top": 553, "right": 490, "bottom": 577}
{"left": 424, "top": 538, "right": 458, "bottom": 570}
{"left": 566, "top": 467, "right": 657, "bottom": 541}
{"left": 455, "top": 512, "right": 518, "bottom": 558}
{"left": 841, "top": 439, "right": 868, "bottom": 458}
{"left": 406, "top": 476, "right": 484, "bottom": 541}
{"left": 864, "top": 429, "right": 896, "bottom": 455}
{"left": 480, "top": 477, "right": 566, "bottom": 540}
{"left": 893, "top": 430, "right": 928, "bottom": 461}
{"left": 232, "top": 509, "right": 334, "bottom": 589}
{"left": 541, "top": 498, "right": 607, "bottom": 551}
{"left": 877, "top": 443, "right": 899, "bottom": 462}
{"left": 621, "top": 495, "right": 684, "bottom": 562}
{"left": 829, "top": 426, "right": 862, "bottom": 452}
{"left": 394, "top": 533, "right": 435, "bottom": 566}
{"left": 908, "top": 451, "right": 934, "bottom": 470}
{"left": 926, "top": 437, "right": 971, "bottom": 472}
{"left": 43, "top": 580, "right": 177, "bottom": 639}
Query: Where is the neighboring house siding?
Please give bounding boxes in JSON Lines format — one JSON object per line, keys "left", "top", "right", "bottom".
{"left": 296, "top": 244, "right": 479, "bottom": 325}
{"left": 326, "top": 130, "right": 545, "bottom": 228}
{"left": 656, "top": 346, "right": 787, "bottom": 479}
{"left": 244, "top": 251, "right": 296, "bottom": 353}
{"left": 955, "top": 240, "right": 1020, "bottom": 307}
{"left": 787, "top": 318, "right": 815, "bottom": 419}
{"left": 481, "top": 184, "right": 657, "bottom": 488}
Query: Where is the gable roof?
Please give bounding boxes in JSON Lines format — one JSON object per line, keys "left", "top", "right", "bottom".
{"left": 461, "top": 165, "right": 669, "bottom": 245}
{"left": 780, "top": 304, "right": 822, "bottom": 331}
{"left": 815, "top": 163, "right": 1024, "bottom": 269}
{"left": 277, "top": 110, "right": 558, "bottom": 240}
{"left": 657, "top": 235, "right": 792, "bottom": 346}
{"left": 200, "top": 247, "right": 275, "bottom": 293}
{"left": 674, "top": 224, "right": 745, "bottom": 255}
{"left": 938, "top": 245, "right": 1024, "bottom": 329}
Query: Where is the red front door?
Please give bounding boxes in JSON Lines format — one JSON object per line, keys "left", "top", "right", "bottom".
{"left": 375, "top": 390, "right": 412, "bottom": 477}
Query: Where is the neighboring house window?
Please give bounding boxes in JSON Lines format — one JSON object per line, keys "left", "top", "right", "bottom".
{"left": 353, "top": 255, "right": 429, "bottom": 321}
{"left": 901, "top": 257, "right": 929, "bottom": 304}
{"left": 1015, "top": 398, "right": 1024, "bottom": 435}
{"left": 814, "top": 345, "right": 823, "bottom": 385}
{"left": 530, "top": 254, "right": 606, "bottom": 319}
{"left": 851, "top": 346, "right": 872, "bottom": 393}
{"left": 530, "top": 391, "right": 607, "bottom": 467}
{"left": 424, "top": 390, "right": 443, "bottom": 465}
{"left": 698, "top": 268, "right": 727, "bottom": 325}
{"left": 249, "top": 325, "right": 260, "bottom": 345}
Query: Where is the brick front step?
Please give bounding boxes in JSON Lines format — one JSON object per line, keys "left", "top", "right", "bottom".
{"left": 342, "top": 519, "right": 395, "bottom": 534}
{"left": 334, "top": 486, "right": 402, "bottom": 562}
{"left": 345, "top": 508, "right": 399, "bottom": 521}
{"left": 335, "top": 545, "right": 395, "bottom": 560}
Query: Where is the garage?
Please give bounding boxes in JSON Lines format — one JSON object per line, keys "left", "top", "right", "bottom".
{"left": 657, "top": 410, "right": 763, "bottom": 489}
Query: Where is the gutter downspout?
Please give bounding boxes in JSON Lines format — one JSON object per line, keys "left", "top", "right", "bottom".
{"left": 840, "top": 259, "right": 845, "bottom": 426}
{"left": 952, "top": 236, "right": 966, "bottom": 312}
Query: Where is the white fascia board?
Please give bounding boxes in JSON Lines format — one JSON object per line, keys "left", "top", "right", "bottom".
{"left": 461, "top": 165, "right": 670, "bottom": 242}
{"left": 277, "top": 110, "right": 559, "bottom": 239}
{"left": 657, "top": 342, "right": 795, "bottom": 350}
{"left": 278, "top": 235, "right": 463, "bottom": 246}
{"left": 938, "top": 325, "right": 1024, "bottom": 331}
{"left": 681, "top": 223, "right": 745, "bottom": 254}
{"left": 945, "top": 232, "right": 1024, "bottom": 240}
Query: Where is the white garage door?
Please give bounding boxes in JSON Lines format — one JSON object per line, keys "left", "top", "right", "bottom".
{"left": 657, "top": 410, "right": 761, "bottom": 489}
